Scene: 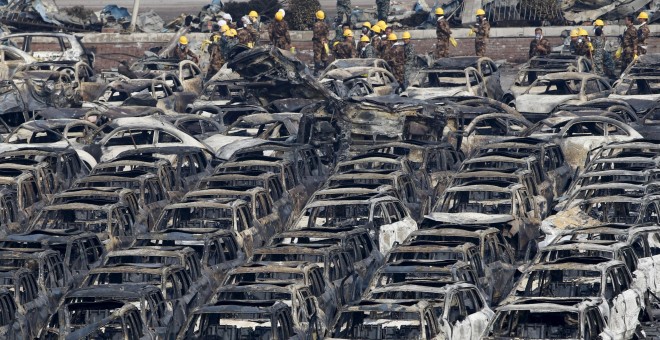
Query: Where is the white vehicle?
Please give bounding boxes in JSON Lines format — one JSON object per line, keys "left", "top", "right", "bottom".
{"left": 292, "top": 195, "right": 417, "bottom": 254}
{"left": 403, "top": 67, "right": 487, "bottom": 100}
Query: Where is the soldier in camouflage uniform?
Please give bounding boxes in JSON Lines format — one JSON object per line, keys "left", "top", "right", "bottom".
{"left": 621, "top": 15, "right": 638, "bottom": 74}
{"left": 529, "top": 28, "right": 551, "bottom": 59}
{"left": 337, "top": 0, "right": 351, "bottom": 25}
{"left": 472, "top": 9, "right": 490, "bottom": 57}
{"left": 358, "top": 35, "right": 373, "bottom": 58}
{"left": 569, "top": 29, "right": 579, "bottom": 54}
{"left": 270, "top": 11, "right": 291, "bottom": 49}
{"left": 237, "top": 18, "right": 254, "bottom": 46}
{"left": 434, "top": 8, "right": 451, "bottom": 59}
{"left": 592, "top": 27, "right": 614, "bottom": 78}
{"left": 334, "top": 30, "right": 357, "bottom": 59}
{"left": 575, "top": 28, "right": 592, "bottom": 58}
{"left": 313, "top": 10, "right": 330, "bottom": 74}
{"left": 384, "top": 33, "right": 405, "bottom": 87}
{"left": 637, "top": 12, "right": 650, "bottom": 55}
{"left": 370, "top": 25, "right": 383, "bottom": 58}
{"left": 248, "top": 11, "right": 261, "bottom": 45}
{"left": 402, "top": 32, "right": 415, "bottom": 89}
{"left": 207, "top": 32, "right": 225, "bottom": 80}
{"left": 376, "top": 0, "right": 390, "bottom": 21}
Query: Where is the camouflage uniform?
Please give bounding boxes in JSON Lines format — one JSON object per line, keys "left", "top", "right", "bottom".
{"left": 474, "top": 18, "right": 490, "bottom": 57}
{"left": 360, "top": 42, "right": 374, "bottom": 58}
{"left": 171, "top": 45, "right": 199, "bottom": 63}
{"left": 378, "top": 35, "right": 389, "bottom": 57}
{"left": 529, "top": 37, "right": 551, "bottom": 59}
{"left": 435, "top": 17, "right": 451, "bottom": 58}
{"left": 592, "top": 36, "right": 614, "bottom": 78}
{"left": 237, "top": 28, "right": 252, "bottom": 45}
{"left": 246, "top": 26, "right": 260, "bottom": 46}
{"left": 207, "top": 41, "right": 225, "bottom": 79}
{"left": 575, "top": 40, "right": 591, "bottom": 58}
{"left": 337, "top": 0, "right": 351, "bottom": 24}
{"left": 404, "top": 42, "right": 415, "bottom": 87}
{"left": 384, "top": 42, "right": 405, "bottom": 84}
{"left": 376, "top": 0, "right": 390, "bottom": 21}
{"left": 334, "top": 40, "right": 357, "bottom": 59}
{"left": 371, "top": 36, "right": 382, "bottom": 58}
{"left": 638, "top": 23, "right": 650, "bottom": 55}
{"left": 312, "top": 20, "right": 330, "bottom": 65}
{"left": 569, "top": 39, "right": 578, "bottom": 55}
{"left": 270, "top": 20, "right": 291, "bottom": 49}
{"left": 621, "top": 23, "right": 638, "bottom": 73}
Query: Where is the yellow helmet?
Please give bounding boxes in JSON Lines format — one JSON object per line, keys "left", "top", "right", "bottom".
{"left": 360, "top": 35, "right": 369, "bottom": 42}
{"left": 224, "top": 29, "right": 236, "bottom": 37}
{"left": 178, "top": 36, "right": 188, "bottom": 45}
{"left": 570, "top": 29, "right": 579, "bottom": 37}
{"left": 363, "top": 21, "right": 371, "bottom": 28}
{"left": 435, "top": 8, "right": 444, "bottom": 15}
{"left": 220, "top": 24, "right": 229, "bottom": 32}
{"left": 593, "top": 19, "right": 604, "bottom": 26}
{"left": 402, "top": 31, "right": 411, "bottom": 39}
{"left": 275, "top": 11, "right": 284, "bottom": 21}
{"left": 249, "top": 10, "right": 258, "bottom": 18}
{"left": 476, "top": 9, "right": 486, "bottom": 16}
{"left": 316, "top": 10, "right": 325, "bottom": 20}
{"left": 377, "top": 20, "right": 387, "bottom": 29}
{"left": 578, "top": 28, "right": 588, "bottom": 36}
{"left": 343, "top": 30, "right": 354, "bottom": 37}
{"left": 387, "top": 33, "right": 397, "bottom": 41}
{"left": 230, "top": 28, "right": 237, "bottom": 35}
{"left": 638, "top": 12, "right": 649, "bottom": 20}
{"left": 371, "top": 25, "right": 382, "bottom": 33}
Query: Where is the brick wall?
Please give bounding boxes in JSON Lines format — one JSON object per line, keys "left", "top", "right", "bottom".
{"left": 79, "top": 25, "right": 659, "bottom": 71}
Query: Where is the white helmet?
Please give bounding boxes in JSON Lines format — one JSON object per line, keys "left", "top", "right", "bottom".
{"left": 222, "top": 13, "right": 232, "bottom": 22}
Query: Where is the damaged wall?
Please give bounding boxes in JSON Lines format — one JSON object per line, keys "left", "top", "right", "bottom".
{"left": 77, "top": 25, "right": 660, "bottom": 70}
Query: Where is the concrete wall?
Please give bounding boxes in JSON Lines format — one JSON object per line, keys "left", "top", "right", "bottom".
{"left": 80, "top": 25, "right": 660, "bottom": 71}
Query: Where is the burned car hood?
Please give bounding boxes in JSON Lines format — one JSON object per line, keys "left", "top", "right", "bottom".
{"left": 404, "top": 87, "right": 469, "bottom": 100}
{"left": 515, "top": 94, "right": 577, "bottom": 114}
{"left": 425, "top": 212, "right": 514, "bottom": 225}
{"left": 227, "top": 47, "right": 337, "bottom": 105}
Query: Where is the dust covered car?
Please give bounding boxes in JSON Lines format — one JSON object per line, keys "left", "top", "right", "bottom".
{"left": 403, "top": 67, "right": 487, "bottom": 100}
{"left": 130, "top": 58, "right": 203, "bottom": 95}
{"left": 320, "top": 67, "right": 399, "bottom": 98}
{"left": 513, "top": 72, "right": 612, "bottom": 122}
{"left": 459, "top": 113, "right": 532, "bottom": 156}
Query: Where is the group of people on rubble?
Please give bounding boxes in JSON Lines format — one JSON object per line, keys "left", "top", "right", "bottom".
{"left": 528, "top": 12, "right": 650, "bottom": 78}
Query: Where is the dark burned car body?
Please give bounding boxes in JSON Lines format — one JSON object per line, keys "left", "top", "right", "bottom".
{"left": 483, "top": 298, "right": 614, "bottom": 339}
{"left": 460, "top": 113, "right": 532, "bottom": 156}
{"left": 320, "top": 66, "right": 399, "bottom": 98}
{"left": 133, "top": 228, "right": 246, "bottom": 285}
{"left": 176, "top": 300, "right": 301, "bottom": 339}
{"left": 0, "top": 229, "right": 104, "bottom": 285}
{"left": 50, "top": 284, "right": 176, "bottom": 339}
{"left": 94, "top": 79, "right": 192, "bottom": 113}
{"left": 368, "top": 260, "right": 479, "bottom": 290}
{"left": 0, "top": 287, "right": 26, "bottom": 340}
{"left": 0, "top": 147, "right": 90, "bottom": 191}
{"left": 0, "top": 268, "right": 49, "bottom": 338}
{"left": 333, "top": 96, "right": 446, "bottom": 155}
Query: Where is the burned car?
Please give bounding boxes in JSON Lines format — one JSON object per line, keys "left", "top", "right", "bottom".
{"left": 0, "top": 45, "right": 36, "bottom": 79}
{"left": 320, "top": 66, "right": 399, "bottom": 98}
{"left": 0, "top": 33, "right": 95, "bottom": 68}
{"left": 403, "top": 67, "right": 487, "bottom": 100}
{"left": 130, "top": 58, "right": 203, "bottom": 94}
{"left": 424, "top": 56, "right": 504, "bottom": 100}
{"left": 459, "top": 113, "right": 532, "bottom": 156}
{"left": 320, "top": 58, "right": 392, "bottom": 77}
{"left": 93, "top": 79, "right": 192, "bottom": 113}
{"left": 513, "top": 72, "right": 612, "bottom": 122}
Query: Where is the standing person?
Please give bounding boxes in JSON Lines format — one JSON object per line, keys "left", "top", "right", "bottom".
{"left": 434, "top": 7, "right": 451, "bottom": 59}
{"left": 621, "top": 15, "right": 638, "bottom": 74}
{"left": 337, "top": 0, "right": 351, "bottom": 25}
{"left": 370, "top": 25, "right": 383, "bottom": 58}
{"left": 270, "top": 11, "right": 291, "bottom": 50}
{"left": 248, "top": 10, "right": 261, "bottom": 45}
{"left": 312, "top": 10, "right": 330, "bottom": 75}
{"left": 376, "top": 0, "right": 389, "bottom": 21}
{"left": 171, "top": 36, "right": 199, "bottom": 63}
{"left": 637, "top": 12, "right": 650, "bottom": 55}
{"left": 207, "top": 31, "right": 225, "bottom": 80}
{"left": 333, "top": 30, "right": 357, "bottom": 59}
{"left": 402, "top": 31, "right": 415, "bottom": 88}
{"left": 384, "top": 33, "right": 405, "bottom": 87}
{"left": 361, "top": 22, "right": 371, "bottom": 38}
{"left": 379, "top": 24, "right": 392, "bottom": 57}
{"left": 592, "top": 27, "right": 615, "bottom": 78}
{"left": 529, "top": 27, "right": 551, "bottom": 59}
{"left": 358, "top": 35, "right": 373, "bottom": 58}
{"left": 576, "top": 28, "right": 592, "bottom": 58}
{"left": 237, "top": 17, "right": 254, "bottom": 46}
{"left": 471, "top": 9, "right": 490, "bottom": 57}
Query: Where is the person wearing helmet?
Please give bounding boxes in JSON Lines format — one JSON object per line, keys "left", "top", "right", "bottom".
{"left": 621, "top": 15, "right": 638, "bottom": 73}
{"left": 172, "top": 35, "right": 199, "bottom": 64}
{"left": 575, "top": 28, "right": 592, "bottom": 57}
{"left": 207, "top": 30, "right": 225, "bottom": 80}
{"left": 337, "top": 0, "right": 351, "bottom": 26}
{"left": 472, "top": 9, "right": 490, "bottom": 56}
{"left": 593, "top": 19, "right": 604, "bottom": 30}
{"left": 383, "top": 33, "right": 405, "bottom": 87}
{"left": 592, "top": 26, "right": 615, "bottom": 79}
{"left": 361, "top": 22, "right": 372, "bottom": 37}
{"left": 379, "top": 26, "right": 393, "bottom": 57}
{"left": 270, "top": 11, "right": 291, "bottom": 49}
{"left": 370, "top": 25, "right": 383, "bottom": 58}
{"left": 529, "top": 27, "right": 550, "bottom": 59}
{"left": 637, "top": 12, "right": 650, "bottom": 55}
{"left": 237, "top": 16, "right": 254, "bottom": 47}
{"left": 358, "top": 35, "right": 373, "bottom": 58}
{"left": 402, "top": 31, "right": 414, "bottom": 89}
{"left": 312, "top": 10, "right": 330, "bottom": 75}
{"left": 248, "top": 10, "right": 261, "bottom": 36}
{"left": 435, "top": 7, "right": 451, "bottom": 58}
{"left": 376, "top": 0, "right": 390, "bottom": 22}
{"left": 334, "top": 30, "right": 357, "bottom": 59}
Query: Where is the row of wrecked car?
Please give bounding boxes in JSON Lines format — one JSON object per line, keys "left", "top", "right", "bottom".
{"left": 0, "top": 28, "right": 659, "bottom": 339}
